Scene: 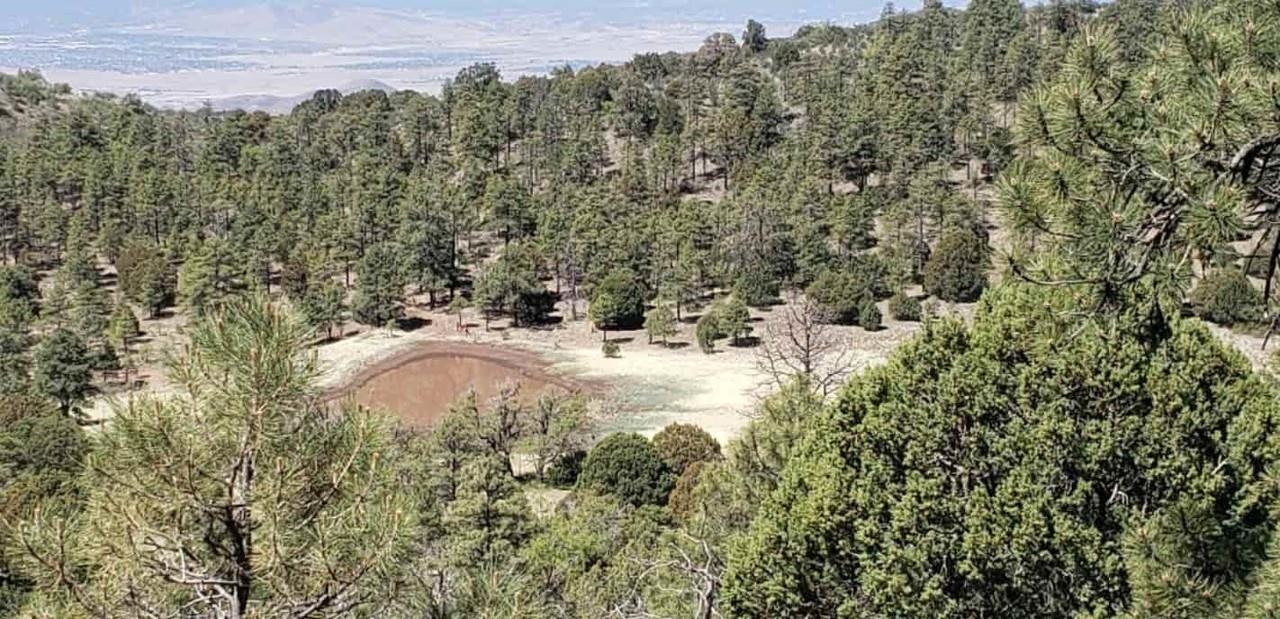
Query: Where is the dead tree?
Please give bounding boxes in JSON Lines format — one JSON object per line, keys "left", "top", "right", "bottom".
{"left": 755, "top": 291, "right": 857, "bottom": 398}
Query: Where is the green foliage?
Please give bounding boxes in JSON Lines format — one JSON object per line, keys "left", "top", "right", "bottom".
{"left": 1242, "top": 527, "right": 1280, "bottom": 619}
{"left": 888, "top": 291, "right": 922, "bottom": 321}
{"left": 0, "top": 265, "right": 38, "bottom": 328}
{"left": 177, "top": 239, "right": 237, "bottom": 317}
{"left": 0, "top": 393, "right": 85, "bottom": 506}
{"left": 5, "top": 3, "right": 1271, "bottom": 615}
{"left": 651, "top": 423, "right": 721, "bottom": 475}
{"left": 31, "top": 328, "right": 91, "bottom": 415}
{"left": 666, "top": 460, "right": 710, "bottom": 522}
{"left": 643, "top": 304, "right": 678, "bottom": 345}
{"left": 0, "top": 393, "right": 86, "bottom": 613}
{"left": 923, "top": 226, "right": 989, "bottom": 302}
{"left": 447, "top": 294, "right": 470, "bottom": 328}
{"left": 999, "top": 0, "right": 1279, "bottom": 303}
{"left": 858, "top": 299, "right": 882, "bottom": 331}
{"left": 808, "top": 269, "right": 871, "bottom": 325}
{"left": 731, "top": 377, "right": 823, "bottom": 492}
{"left": 1190, "top": 269, "right": 1263, "bottom": 327}
{"left": 695, "top": 310, "right": 723, "bottom": 354}
{"left": 723, "top": 285, "right": 1280, "bottom": 617}
{"left": 578, "top": 433, "right": 675, "bottom": 507}
{"left": 105, "top": 302, "right": 140, "bottom": 353}
{"left": 589, "top": 270, "right": 646, "bottom": 333}
{"left": 298, "top": 279, "right": 345, "bottom": 339}
{"left": 718, "top": 296, "right": 753, "bottom": 345}
{"left": 445, "top": 454, "right": 533, "bottom": 568}
{"left": 0, "top": 327, "right": 29, "bottom": 395}
{"left": 848, "top": 252, "right": 893, "bottom": 300}
{"left": 12, "top": 296, "right": 422, "bottom": 617}
{"left": 515, "top": 491, "right": 695, "bottom": 616}
{"left": 743, "top": 19, "right": 769, "bottom": 54}
{"left": 352, "top": 242, "right": 407, "bottom": 326}
{"left": 525, "top": 391, "right": 590, "bottom": 481}
{"left": 545, "top": 449, "right": 587, "bottom": 488}
{"left": 733, "top": 268, "right": 780, "bottom": 308}
{"left": 473, "top": 245, "right": 552, "bottom": 328}
{"left": 602, "top": 339, "right": 621, "bottom": 358}
{"left": 116, "top": 245, "right": 173, "bottom": 319}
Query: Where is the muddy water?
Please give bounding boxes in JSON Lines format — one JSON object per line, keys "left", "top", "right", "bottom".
{"left": 332, "top": 345, "right": 584, "bottom": 428}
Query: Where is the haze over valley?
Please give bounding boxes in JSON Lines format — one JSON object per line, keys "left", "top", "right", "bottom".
{"left": 0, "top": 0, "right": 928, "bottom": 111}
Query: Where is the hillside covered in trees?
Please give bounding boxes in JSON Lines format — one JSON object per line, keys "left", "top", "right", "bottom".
{"left": 6, "top": 0, "right": 1280, "bottom": 616}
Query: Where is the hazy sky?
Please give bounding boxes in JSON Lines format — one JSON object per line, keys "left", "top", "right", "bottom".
{"left": 5, "top": 0, "right": 925, "bottom": 28}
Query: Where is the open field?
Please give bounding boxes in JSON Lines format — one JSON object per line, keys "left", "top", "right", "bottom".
{"left": 85, "top": 293, "right": 944, "bottom": 443}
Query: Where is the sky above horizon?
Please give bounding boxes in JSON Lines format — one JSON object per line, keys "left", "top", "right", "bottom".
{"left": 6, "top": 0, "right": 945, "bottom": 28}
{"left": 0, "top": 0, "right": 966, "bottom": 111}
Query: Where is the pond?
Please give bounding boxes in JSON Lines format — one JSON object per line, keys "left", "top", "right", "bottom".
{"left": 328, "top": 343, "right": 586, "bottom": 428}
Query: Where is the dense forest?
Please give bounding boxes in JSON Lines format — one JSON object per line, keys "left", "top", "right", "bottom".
{"left": 5, "top": 0, "right": 1280, "bottom": 616}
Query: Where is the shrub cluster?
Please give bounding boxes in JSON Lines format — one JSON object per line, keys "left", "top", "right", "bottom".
{"left": 1190, "top": 269, "right": 1263, "bottom": 326}
{"left": 888, "top": 292, "right": 922, "bottom": 322}
{"left": 923, "top": 227, "right": 989, "bottom": 303}
{"left": 652, "top": 423, "right": 722, "bottom": 475}
{"left": 577, "top": 433, "right": 674, "bottom": 507}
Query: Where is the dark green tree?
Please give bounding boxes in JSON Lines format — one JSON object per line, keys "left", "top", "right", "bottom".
{"left": 589, "top": 270, "right": 646, "bottom": 339}
{"left": 577, "top": 433, "right": 675, "bottom": 507}
{"left": 807, "top": 269, "right": 871, "bottom": 325}
{"left": 743, "top": 20, "right": 769, "bottom": 54}
{"left": 444, "top": 455, "right": 533, "bottom": 568}
{"left": 923, "top": 226, "right": 989, "bottom": 303}
{"left": 32, "top": 328, "right": 92, "bottom": 416}
{"left": 724, "top": 285, "right": 1280, "bottom": 617}
{"left": 352, "top": 242, "right": 406, "bottom": 327}
{"left": 644, "top": 304, "right": 678, "bottom": 345}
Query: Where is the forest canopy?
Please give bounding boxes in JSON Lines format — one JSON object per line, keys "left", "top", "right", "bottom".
{"left": 6, "top": 0, "right": 1280, "bottom": 617}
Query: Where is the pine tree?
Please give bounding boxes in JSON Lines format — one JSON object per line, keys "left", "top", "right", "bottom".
{"left": 719, "top": 296, "right": 753, "bottom": 346}
{"left": 300, "top": 279, "right": 345, "bottom": 340}
{"left": 177, "top": 239, "right": 234, "bottom": 317}
{"left": 352, "top": 242, "right": 406, "bottom": 327}
{"left": 999, "top": 0, "right": 1280, "bottom": 304}
{"left": 106, "top": 301, "right": 140, "bottom": 355}
{"left": 589, "top": 270, "right": 646, "bottom": 340}
{"left": 31, "top": 328, "right": 91, "bottom": 416}
{"left": 444, "top": 455, "right": 532, "bottom": 568}
{"left": 0, "top": 327, "right": 29, "bottom": 396}
{"left": 13, "top": 296, "right": 421, "bottom": 617}
{"left": 448, "top": 294, "right": 470, "bottom": 331}
{"left": 644, "top": 304, "right": 678, "bottom": 346}
{"left": 1244, "top": 527, "right": 1280, "bottom": 619}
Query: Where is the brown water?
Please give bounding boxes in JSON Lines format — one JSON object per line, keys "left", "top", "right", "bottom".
{"left": 336, "top": 345, "right": 582, "bottom": 428}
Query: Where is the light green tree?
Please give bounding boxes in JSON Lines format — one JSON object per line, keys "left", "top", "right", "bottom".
{"left": 718, "top": 296, "right": 753, "bottom": 346}
{"left": 444, "top": 455, "right": 533, "bottom": 568}
{"left": 644, "top": 304, "right": 678, "bottom": 345}
{"left": 13, "top": 296, "right": 422, "bottom": 618}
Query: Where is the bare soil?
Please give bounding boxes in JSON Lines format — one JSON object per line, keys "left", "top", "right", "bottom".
{"left": 324, "top": 342, "right": 596, "bottom": 428}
